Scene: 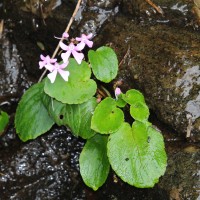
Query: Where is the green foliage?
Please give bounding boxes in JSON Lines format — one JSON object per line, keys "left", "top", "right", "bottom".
{"left": 79, "top": 134, "right": 110, "bottom": 190}
{"left": 0, "top": 111, "right": 9, "bottom": 135}
{"left": 91, "top": 97, "right": 124, "bottom": 134}
{"left": 107, "top": 122, "right": 167, "bottom": 188}
{"left": 88, "top": 46, "right": 118, "bottom": 83}
{"left": 116, "top": 94, "right": 127, "bottom": 108}
{"left": 122, "top": 89, "right": 145, "bottom": 105}
{"left": 15, "top": 82, "right": 55, "bottom": 142}
{"left": 43, "top": 95, "right": 97, "bottom": 139}
{"left": 14, "top": 45, "right": 167, "bottom": 191}
{"left": 130, "top": 102, "right": 150, "bottom": 122}
{"left": 44, "top": 59, "right": 97, "bottom": 104}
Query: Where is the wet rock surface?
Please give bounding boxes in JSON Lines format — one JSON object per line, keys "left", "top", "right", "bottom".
{"left": 73, "top": 0, "right": 119, "bottom": 35}
{"left": 0, "top": 0, "right": 200, "bottom": 199}
{"left": 0, "top": 126, "right": 199, "bottom": 199}
{"left": 160, "top": 143, "right": 200, "bottom": 200}
{"left": 0, "top": 126, "right": 86, "bottom": 200}
{"left": 0, "top": 126, "right": 170, "bottom": 200}
{"left": 96, "top": 14, "right": 200, "bottom": 141}
{"left": 0, "top": 29, "right": 30, "bottom": 112}
{"left": 0, "top": 0, "right": 119, "bottom": 79}
{"left": 0, "top": 0, "right": 74, "bottom": 79}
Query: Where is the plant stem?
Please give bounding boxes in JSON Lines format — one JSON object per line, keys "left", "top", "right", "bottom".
{"left": 38, "top": 0, "right": 82, "bottom": 83}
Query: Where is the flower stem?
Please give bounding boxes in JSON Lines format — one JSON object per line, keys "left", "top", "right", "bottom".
{"left": 38, "top": 0, "right": 82, "bottom": 83}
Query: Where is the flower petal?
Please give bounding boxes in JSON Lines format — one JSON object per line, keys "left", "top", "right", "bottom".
{"left": 61, "top": 51, "right": 71, "bottom": 63}
{"left": 40, "top": 54, "right": 45, "bottom": 60}
{"left": 59, "top": 70, "right": 70, "bottom": 82}
{"left": 59, "top": 41, "right": 68, "bottom": 51}
{"left": 115, "top": 87, "right": 122, "bottom": 99}
{"left": 85, "top": 40, "right": 93, "bottom": 48}
{"left": 75, "top": 36, "right": 81, "bottom": 42}
{"left": 59, "top": 62, "right": 69, "bottom": 69}
{"left": 54, "top": 32, "right": 69, "bottom": 40}
{"left": 76, "top": 42, "right": 85, "bottom": 51}
{"left": 45, "top": 64, "right": 54, "bottom": 72}
{"left": 47, "top": 70, "right": 57, "bottom": 83}
{"left": 45, "top": 56, "right": 51, "bottom": 63}
{"left": 72, "top": 51, "right": 84, "bottom": 64}
{"left": 87, "top": 33, "right": 93, "bottom": 39}
{"left": 50, "top": 58, "right": 57, "bottom": 63}
{"left": 62, "top": 32, "right": 69, "bottom": 38}
{"left": 39, "top": 61, "right": 45, "bottom": 69}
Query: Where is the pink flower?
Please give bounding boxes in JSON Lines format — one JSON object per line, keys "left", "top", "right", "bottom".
{"left": 76, "top": 33, "right": 93, "bottom": 49}
{"left": 39, "top": 55, "right": 57, "bottom": 69}
{"left": 62, "top": 32, "right": 69, "bottom": 38}
{"left": 47, "top": 62, "right": 70, "bottom": 83}
{"left": 54, "top": 32, "right": 69, "bottom": 40}
{"left": 60, "top": 42, "right": 84, "bottom": 64}
{"left": 115, "top": 87, "right": 122, "bottom": 99}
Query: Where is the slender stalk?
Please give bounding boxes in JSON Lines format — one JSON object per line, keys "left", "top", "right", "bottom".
{"left": 0, "top": 20, "right": 4, "bottom": 39}
{"left": 145, "top": 0, "right": 164, "bottom": 15}
{"left": 38, "top": 0, "right": 82, "bottom": 82}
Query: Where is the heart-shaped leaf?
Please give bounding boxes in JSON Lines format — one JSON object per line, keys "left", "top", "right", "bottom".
{"left": 130, "top": 102, "right": 150, "bottom": 122}
{"left": 79, "top": 134, "right": 110, "bottom": 190}
{"left": 88, "top": 46, "right": 118, "bottom": 83}
{"left": 107, "top": 122, "right": 167, "bottom": 188}
{"left": 122, "top": 89, "right": 145, "bottom": 105}
{"left": 15, "top": 82, "right": 55, "bottom": 142}
{"left": 44, "top": 58, "right": 97, "bottom": 104}
{"left": 91, "top": 97, "right": 124, "bottom": 134}
{"left": 42, "top": 95, "right": 97, "bottom": 139}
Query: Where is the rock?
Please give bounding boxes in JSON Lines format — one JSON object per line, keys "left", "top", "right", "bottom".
{"left": 0, "top": 126, "right": 199, "bottom": 199}
{"left": 0, "top": 126, "right": 169, "bottom": 200}
{"left": 0, "top": 0, "right": 119, "bottom": 80}
{"left": 0, "top": 0, "right": 199, "bottom": 199}
{"left": 1, "top": 0, "right": 74, "bottom": 79}
{"left": 159, "top": 143, "right": 200, "bottom": 200}
{"left": 0, "top": 29, "right": 30, "bottom": 109}
{"left": 95, "top": 14, "right": 200, "bottom": 141}
{"left": 72, "top": 0, "right": 119, "bottom": 36}
{"left": 20, "top": 0, "right": 62, "bottom": 19}
{"left": 0, "top": 126, "right": 86, "bottom": 199}
{"left": 121, "top": 0, "right": 199, "bottom": 30}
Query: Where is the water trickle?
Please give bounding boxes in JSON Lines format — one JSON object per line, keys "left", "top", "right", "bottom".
{"left": 171, "top": 3, "right": 188, "bottom": 14}
{"left": 176, "top": 65, "right": 200, "bottom": 98}
{"left": 185, "top": 91, "right": 200, "bottom": 121}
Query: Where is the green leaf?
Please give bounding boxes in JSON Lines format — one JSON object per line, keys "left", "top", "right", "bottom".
{"left": 130, "top": 102, "right": 150, "bottom": 122}
{"left": 88, "top": 46, "right": 118, "bottom": 83}
{"left": 91, "top": 97, "right": 124, "bottom": 134}
{"left": 79, "top": 134, "right": 110, "bottom": 190}
{"left": 122, "top": 89, "right": 145, "bottom": 105}
{"left": 43, "top": 95, "right": 97, "bottom": 139}
{"left": 116, "top": 95, "right": 127, "bottom": 108}
{"left": 15, "top": 83, "right": 55, "bottom": 142}
{"left": 107, "top": 122, "right": 167, "bottom": 188}
{"left": 44, "top": 58, "right": 97, "bottom": 104}
{"left": 0, "top": 111, "right": 9, "bottom": 134}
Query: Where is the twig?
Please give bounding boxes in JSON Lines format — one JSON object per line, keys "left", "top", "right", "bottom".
{"left": 0, "top": 20, "right": 4, "bottom": 39}
{"left": 38, "top": 0, "right": 82, "bottom": 82}
{"left": 118, "top": 46, "right": 130, "bottom": 69}
{"left": 145, "top": 0, "right": 164, "bottom": 15}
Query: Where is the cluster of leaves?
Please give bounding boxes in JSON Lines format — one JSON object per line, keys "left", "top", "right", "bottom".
{"left": 15, "top": 46, "right": 167, "bottom": 190}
